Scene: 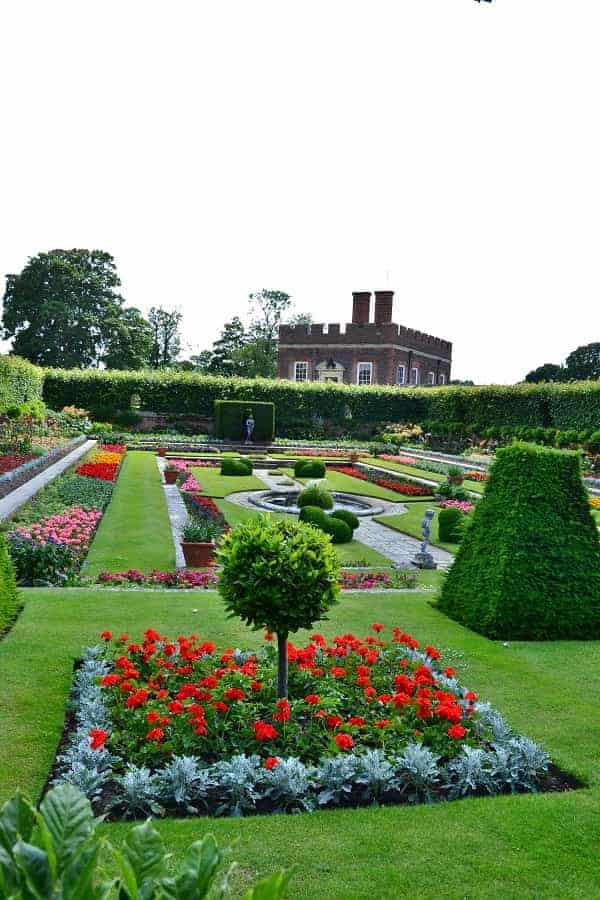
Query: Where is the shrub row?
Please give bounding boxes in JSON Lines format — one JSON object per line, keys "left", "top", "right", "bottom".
{"left": 0, "top": 355, "right": 44, "bottom": 412}
{"left": 42, "top": 368, "right": 600, "bottom": 432}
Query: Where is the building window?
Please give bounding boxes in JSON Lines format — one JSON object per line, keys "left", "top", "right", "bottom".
{"left": 438, "top": 373, "right": 446, "bottom": 385}
{"left": 357, "top": 362, "right": 373, "bottom": 386}
{"left": 427, "top": 371, "right": 435, "bottom": 385}
{"left": 294, "top": 361, "right": 308, "bottom": 382}
{"left": 410, "top": 367, "right": 419, "bottom": 385}
{"left": 397, "top": 365, "right": 405, "bottom": 385}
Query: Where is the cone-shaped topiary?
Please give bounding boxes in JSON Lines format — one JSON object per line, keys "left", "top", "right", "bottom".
{"left": 438, "top": 442, "right": 600, "bottom": 639}
{"left": 217, "top": 517, "right": 340, "bottom": 697}
{"left": 0, "top": 533, "right": 18, "bottom": 634}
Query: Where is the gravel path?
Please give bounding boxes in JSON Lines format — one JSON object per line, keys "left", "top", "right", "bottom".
{"left": 156, "top": 457, "right": 190, "bottom": 567}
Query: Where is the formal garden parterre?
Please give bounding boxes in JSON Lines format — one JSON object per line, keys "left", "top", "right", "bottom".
{"left": 1, "top": 360, "right": 600, "bottom": 898}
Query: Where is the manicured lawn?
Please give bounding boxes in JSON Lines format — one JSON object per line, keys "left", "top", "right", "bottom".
{"left": 365, "top": 457, "right": 486, "bottom": 494}
{"left": 191, "top": 466, "right": 268, "bottom": 497}
{"left": 1, "top": 587, "right": 599, "bottom": 898}
{"left": 298, "top": 469, "right": 434, "bottom": 502}
{"left": 375, "top": 501, "right": 459, "bottom": 554}
{"left": 82, "top": 451, "right": 174, "bottom": 577}
{"left": 216, "top": 499, "right": 393, "bottom": 566}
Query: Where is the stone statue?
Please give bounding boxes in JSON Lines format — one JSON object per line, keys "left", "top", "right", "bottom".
{"left": 245, "top": 413, "right": 255, "bottom": 444}
{"left": 412, "top": 508, "right": 437, "bottom": 569}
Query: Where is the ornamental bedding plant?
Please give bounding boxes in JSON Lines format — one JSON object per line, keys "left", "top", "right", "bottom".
{"left": 53, "top": 626, "right": 556, "bottom": 818}
{"left": 328, "top": 465, "right": 431, "bottom": 498}
{"left": 94, "top": 568, "right": 406, "bottom": 591}
{"left": 439, "top": 499, "right": 475, "bottom": 514}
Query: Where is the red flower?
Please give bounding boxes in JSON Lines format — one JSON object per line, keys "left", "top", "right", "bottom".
{"left": 250, "top": 680, "right": 262, "bottom": 692}
{"left": 347, "top": 716, "right": 365, "bottom": 727}
{"left": 168, "top": 700, "right": 184, "bottom": 714}
{"left": 375, "top": 719, "right": 393, "bottom": 728}
{"left": 371, "top": 623, "right": 384, "bottom": 633}
{"left": 443, "top": 667, "right": 456, "bottom": 677}
{"left": 425, "top": 644, "right": 441, "bottom": 660}
{"left": 89, "top": 728, "right": 108, "bottom": 750}
{"left": 224, "top": 688, "right": 246, "bottom": 701}
{"left": 100, "top": 674, "right": 120, "bottom": 687}
{"left": 264, "top": 631, "right": 274, "bottom": 641}
{"left": 447, "top": 724, "right": 467, "bottom": 739}
{"left": 465, "top": 691, "right": 478, "bottom": 702}
{"left": 146, "top": 727, "right": 165, "bottom": 742}
{"left": 274, "top": 699, "right": 291, "bottom": 722}
{"left": 326, "top": 715, "right": 343, "bottom": 729}
{"left": 334, "top": 733, "right": 354, "bottom": 751}
{"left": 253, "top": 721, "right": 279, "bottom": 741}
{"left": 304, "top": 694, "right": 321, "bottom": 705}
{"left": 100, "top": 631, "right": 112, "bottom": 641}
{"left": 213, "top": 701, "right": 229, "bottom": 714}
{"left": 330, "top": 667, "right": 347, "bottom": 678}
{"left": 125, "top": 689, "right": 149, "bottom": 708}
{"left": 264, "top": 756, "right": 280, "bottom": 769}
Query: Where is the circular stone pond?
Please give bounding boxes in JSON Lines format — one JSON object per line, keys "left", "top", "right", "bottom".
{"left": 249, "top": 490, "right": 384, "bottom": 517}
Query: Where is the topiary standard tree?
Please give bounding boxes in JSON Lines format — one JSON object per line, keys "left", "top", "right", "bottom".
{"left": 217, "top": 517, "right": 340, "bottom": 697}
{"left": 438, "top": 442, "right": 600, "bottom": 640}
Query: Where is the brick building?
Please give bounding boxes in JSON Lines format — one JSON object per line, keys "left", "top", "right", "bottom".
{"left": 277, "top": 290, "right": 452, "bottom": 387}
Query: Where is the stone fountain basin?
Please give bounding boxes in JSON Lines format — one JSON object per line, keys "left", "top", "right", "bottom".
{"left": 249, "top": 490, "right": 384, "bottom": 517}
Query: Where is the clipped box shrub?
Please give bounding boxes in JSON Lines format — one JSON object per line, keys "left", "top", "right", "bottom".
{"left": 294, "top": 458, "right": 326, "bottom": 478}
{"left": 215, "top": 400, "right": 275, "bottom": 442}
{"left": 438, "top": 442, "right": 600, "bottom": 640}
{"left": 220, "top": 457, "right": 253, "bottom": 476}
{"left": 438, "top": 507, "right": 463, "bottom": 543}
{"left": 0, "top": 355, "right": 44, "bottom": 412}
{"left": 0, "top": 533, "right": 19, "bottom": 633}
{"left": 322, "top": 516, "right": 353, "bottom": 544}
{"left": 329, "top": 508, "right": 359, "bottom": 532}
{"left": 299, "top": 505, "right": 328, "bottom": 526}
{"left": 297, "top": 484, "right": 334, "bottom": 510}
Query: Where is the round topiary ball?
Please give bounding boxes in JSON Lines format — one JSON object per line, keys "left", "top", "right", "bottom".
{"left": 329, "top": 508, "right": 359, "bottom": 532}
{"left": 299, "top": 505, "right": 328, "bottom": 527}
{"left": 322, "top": 516, "right": 353, "bottom": 544}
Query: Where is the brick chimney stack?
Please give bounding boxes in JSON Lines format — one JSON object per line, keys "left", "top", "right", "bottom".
{"left": 374, "top": 290, "right": 394, "bottom": 325}
{"left": 351, "top": 291, "right": 371, "bottom": 325}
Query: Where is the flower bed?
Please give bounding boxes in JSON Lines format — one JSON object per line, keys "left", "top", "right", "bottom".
{"left": 96, "top": 569, "right": 218, "bottom": 588}
{"left": 329, "top": 465, "right": 432, "bottom": 497}
{"left": 0, "top": 436, "right": 88, "bottom": 500}
{"left": 439, "top": 499, "right": 475, "bottom": 514}
{"left": 589, "top": 497, "right": 600, "bottom": 510}
{"left": 7, "top": 444, "right": 125, "bottom": 584}
{"left": 0, "top": 453, "right": 36, "bottom": 474}
{"left": 53, "top": 628, "right": 556, "bottom": 818}
{"left": 379, "top": 454, "right": 488, "bottom": 482}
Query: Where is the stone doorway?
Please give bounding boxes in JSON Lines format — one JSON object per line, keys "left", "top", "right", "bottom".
{"left": 316, "top": 359, "right": 345, "bottom": 383}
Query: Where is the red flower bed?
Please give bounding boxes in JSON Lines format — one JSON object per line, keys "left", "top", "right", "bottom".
{"left": 339, "top": 571, "right": 392, "bottom": 589}
{"left": 97, "top": 569, "right": 217, "bottom": 588}
{"left": 186, "top": 494, "right": 223, "bottom": 519}
{"left": 465, "top": 471, "right": 487, "bottom": 482}
{"left": 94, "top": 626, "right": 479, "bottom": 766}
{"left": 328, "top": 465, "right": 431, "bottom": 497}
{"left": 100, "top": 444, "right": 127, "bottom": 453}
{"left": 75, "top": 462, "right": 120, "bottom": 482}
{"left": 0, "top": 453, "right": 36, "bottom": 474}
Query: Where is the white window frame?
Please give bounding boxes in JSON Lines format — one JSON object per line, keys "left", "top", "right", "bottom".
{"left": 427, "top": 371, "right": 435, "bottom": 385}
{"left": 438, "top": 373, "right": 446, "bottom": 385}
{"left": 410, "top": 367, "right": 419, "bottom": 385}
{"left": 397, "top": 364, "right": 406, "bottom": 385}
{"left": 294, "top": 361, "right": 308, "bottom": 382}
{"left": 357, "top": 361, "right": 373, "bottom": 386}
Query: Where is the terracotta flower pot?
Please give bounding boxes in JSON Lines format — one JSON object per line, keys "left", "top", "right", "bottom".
{"left": 449, "top": 475, "right": 464, "bottom": 486}
{"left": 157, "top": 447, "right": 167, "bottom": 457}
{"left": 164, "top": 469, "right": 178, "bottom": 484}
{"left": 181, "top": 541, "right": 215, "bottom": 567}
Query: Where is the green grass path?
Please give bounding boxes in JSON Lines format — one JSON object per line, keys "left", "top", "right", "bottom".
{"left": 375, "top": 501, "right": 459, "bottom": 554}
{"left": 82, "top": 452, "right": 174, "bottom": 577}
{"left": 191, "top": 466, "right": 268, "bottom": 498}
{"left": 0, "top": 587, "right": 599, "bottom": 897}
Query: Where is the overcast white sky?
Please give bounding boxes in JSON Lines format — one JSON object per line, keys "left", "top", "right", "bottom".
{"left": 1, "top": 0, "right": 598, "bottom": 384}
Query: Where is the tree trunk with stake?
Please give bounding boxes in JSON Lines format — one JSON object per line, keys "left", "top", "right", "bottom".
{"left": 277, "top": 632, "right": 289, "bottom": 699}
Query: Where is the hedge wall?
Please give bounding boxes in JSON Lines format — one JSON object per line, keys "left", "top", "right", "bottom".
{"left": 0, "top": 355, "right": 44, "bottom": 412}
{"left": 41, "top": 368, "right": 600, "bottom": 433}
{"left": 215, "top": 400, "right": 275, "bottom": 442}
{"left": 0, "top": 533, "right": 19, "bottom": 634}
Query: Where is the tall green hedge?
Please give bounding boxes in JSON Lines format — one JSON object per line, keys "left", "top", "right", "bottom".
{"left": 41, "top": 368, "right": 600, "bottom": 432}
{"left": 215, "top": 400, "right": 275, "bottom": 442}
{"left": 437, "top": 443, "right": 600, "bottom": 640}
{"left": 0, "top": 356, "right": 44, "bottom": 412}
{"left": 0, "top": 533, "right": 19, "bottom": 634}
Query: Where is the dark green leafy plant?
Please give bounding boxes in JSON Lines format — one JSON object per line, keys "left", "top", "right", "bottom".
{"left": 7, "top": 535, "right": 76, "bottom": 586}
{"left": 297, "top": 484, "right": 333, "bottom": 510}
{"left": 0, "top": 783, "right": 290, "bottom": 898}
{"left": 438, "top": 442, "right": 600, "bottom": 639}
{"left": 218, "top": 518, "right": 339, "bottom": 697}
{"left": 182, "top": 518, "right": 222, "bottom": 543}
